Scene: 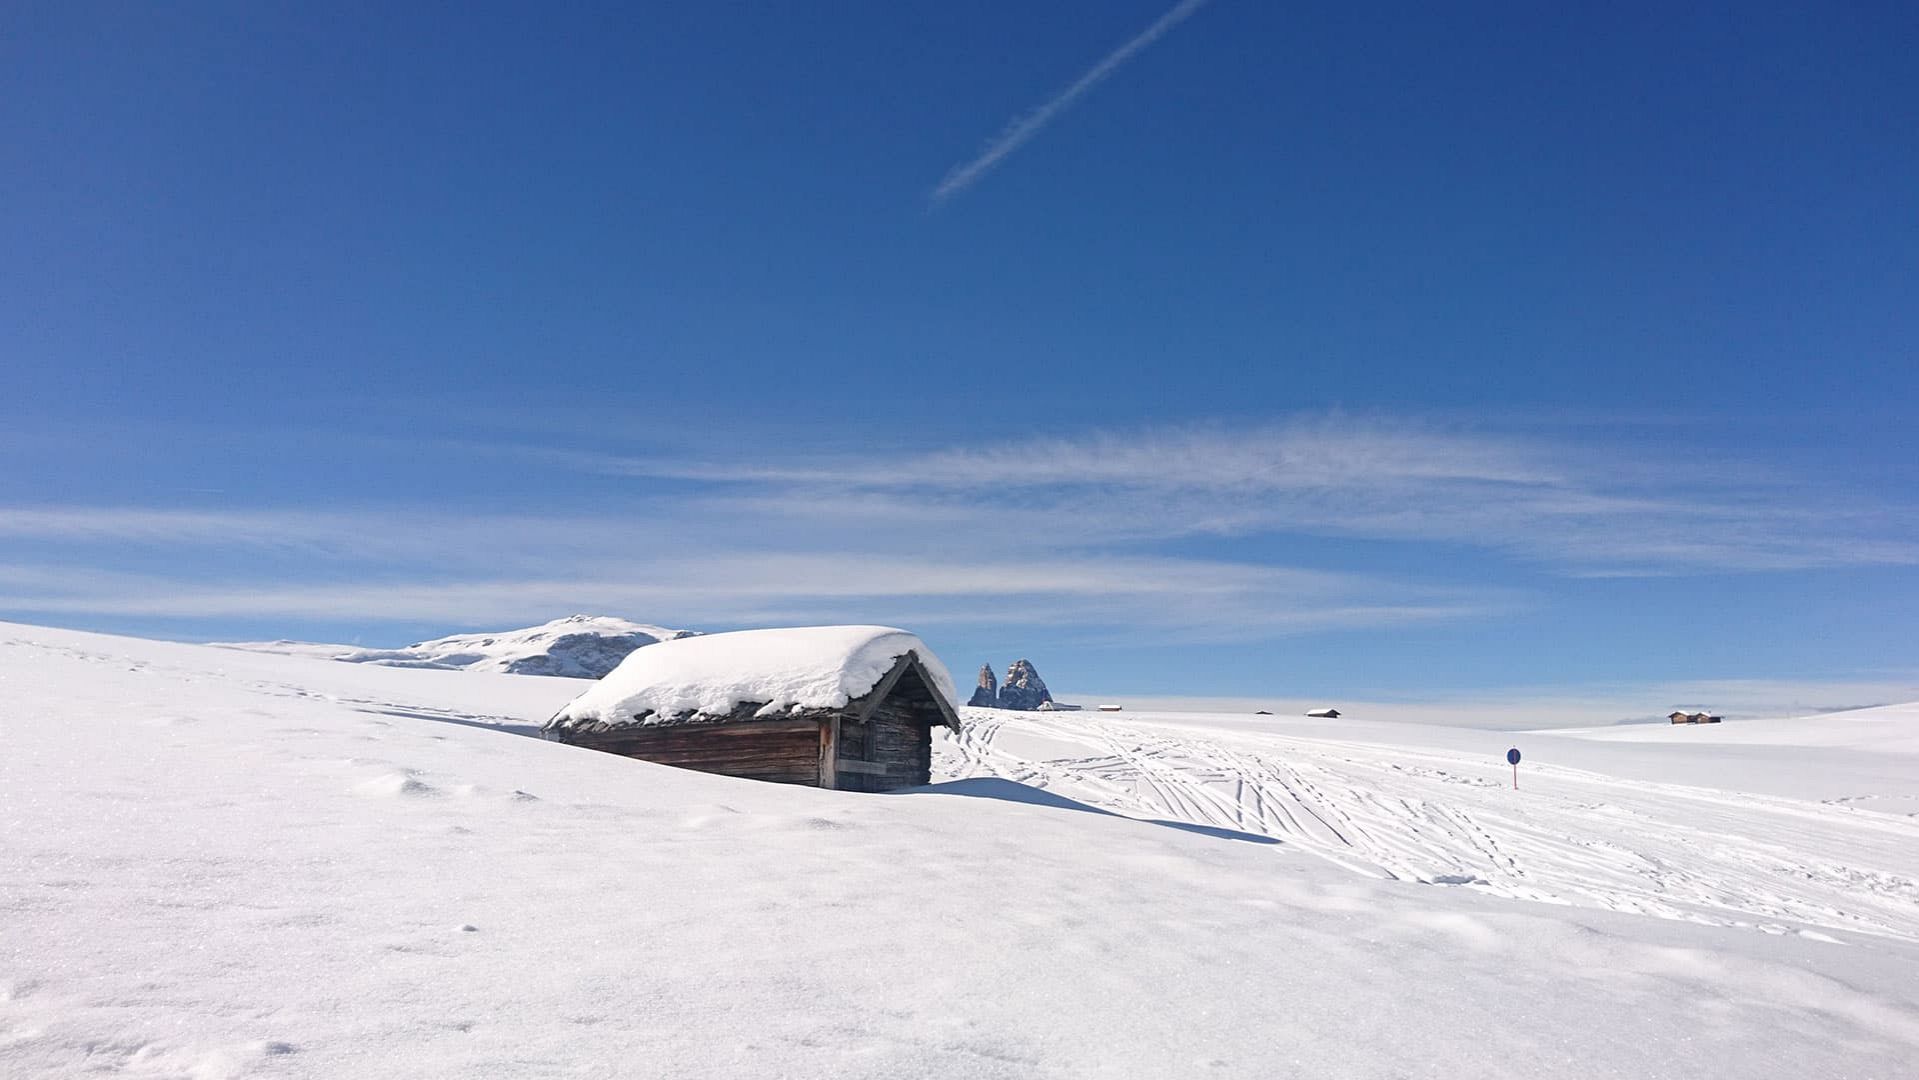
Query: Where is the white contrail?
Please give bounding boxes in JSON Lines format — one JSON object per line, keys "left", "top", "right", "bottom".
{"left": 931, "top": 0, "right": 1212, "bottom": 203}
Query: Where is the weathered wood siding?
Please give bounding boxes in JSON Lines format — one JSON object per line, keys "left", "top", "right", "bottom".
{"left": 833, "top": 674, "right": 937, "bottom": 792}
{"left": 836, "top": 713, "right": 870, "bottom": 764}
{"left": 563, "top": 720, "right": 822, "bottom": 786}
{"left": 551, "top": 655, "right": 955, "bottom": 792}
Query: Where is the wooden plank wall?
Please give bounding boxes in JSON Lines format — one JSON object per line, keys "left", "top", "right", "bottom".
{"left": 557, "top": 658, "right": 954, "bottom": 792}
{"left": 568, "top": 720, "right": 822, "bottom": 786}
{"left": 836, "top": 694, "right": 933, "bottom": 792}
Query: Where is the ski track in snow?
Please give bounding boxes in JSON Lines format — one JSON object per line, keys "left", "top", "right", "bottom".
{"left": 937, "top": 710, "right": 1919, "bottom": 943}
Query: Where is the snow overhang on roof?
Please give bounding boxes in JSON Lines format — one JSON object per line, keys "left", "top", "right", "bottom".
{"left": 545, "top": 625, "right": 959, "bottom": 731}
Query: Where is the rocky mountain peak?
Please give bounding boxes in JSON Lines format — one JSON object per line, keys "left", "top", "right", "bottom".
{"left": 968, "top": 663, "right": 1000, "bottom": 708}
{"left": 996, "top": 658, "right": 1054, "bottom": 711}
{"left": 960, "top": 658, "right": 1058, "bottom": 711}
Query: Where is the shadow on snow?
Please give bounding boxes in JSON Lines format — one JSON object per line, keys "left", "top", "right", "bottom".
{"left": 342, "top": 712, "right": 1276, "bottom": 849}
{"left": 352, "top": 705, "right": 546, "bottom": 739}
{"left": 913, "top": 777, "right": 1281, "bottom": 846}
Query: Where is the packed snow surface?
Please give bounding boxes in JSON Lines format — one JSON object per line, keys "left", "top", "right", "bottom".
{"left": 548, "top": 625, "right": 957, "bottom": 728}
{"left": 941, "top": 707, "right": 1919, "bottom": 941}
{"left": 215, "top": 614, "right": 696, "bottom": 678}
{"left": 4, "top": 621, "right": 1919, "bottom": 1079}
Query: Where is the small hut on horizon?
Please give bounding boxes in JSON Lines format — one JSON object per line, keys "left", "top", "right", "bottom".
{"left": 544, "top": 626, "right": 961, "bottom": 792}
{"left": 1305, "top": 707, "right": 1341, "bottom": 719}
{"left": 1669, "top": 710, "right": 1724, "bottom": 725}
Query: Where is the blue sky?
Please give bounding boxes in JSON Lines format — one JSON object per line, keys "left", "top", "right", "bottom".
{"left": 3, "top": 2, "right": 1915, "bottom": 714}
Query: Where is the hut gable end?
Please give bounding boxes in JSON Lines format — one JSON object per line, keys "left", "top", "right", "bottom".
{"left": 851, "top": 652, "right": 962, "bottom": 731}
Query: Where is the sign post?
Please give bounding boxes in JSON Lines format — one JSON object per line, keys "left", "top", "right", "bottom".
{"left": 1506, "top": 747, "right": 1522, "bottom": 790}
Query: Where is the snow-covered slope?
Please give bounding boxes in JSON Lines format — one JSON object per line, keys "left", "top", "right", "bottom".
{"left": 216, "top": 614, "right": 697, "bottom": 679}
{"left": 1551, "top": 701, "right": 1919, "bottom": 754}
{"left": 4, "top": 621, "right": 1918, "bottom": 1078}
{"left": 206, "top": 639, "right": 365, "bottom": 661}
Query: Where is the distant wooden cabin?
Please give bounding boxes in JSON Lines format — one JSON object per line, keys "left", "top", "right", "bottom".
{"left": 1305, "top": 707, "right": 1341, "bottom": 719}
{"left": 1668, "top": 711, "right": 1724, "bottom": 725}
{"left": 544, "top": 626, "right": 961, "bottom": 792}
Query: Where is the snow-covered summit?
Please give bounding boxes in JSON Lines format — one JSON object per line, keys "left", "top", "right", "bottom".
{"left": 547, "top": 625, "right": 958, "bottom": 729}
{"left": 217, "top": 615, "right": 698, "bottom": 679}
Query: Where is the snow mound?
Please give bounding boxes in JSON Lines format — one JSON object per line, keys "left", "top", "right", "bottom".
{"left": 548, "top": 625, "right": 957, "bottom": 729}
{"left": 218, "top": 615, "right": 698, "bottom": 679}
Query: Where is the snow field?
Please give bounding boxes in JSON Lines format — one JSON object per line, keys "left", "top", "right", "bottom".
{"left": 940, "top": 709, "right": 1919, "bottom": 943}
{"left": 4, "top": 623, "right": 1919, "bottom": 1078}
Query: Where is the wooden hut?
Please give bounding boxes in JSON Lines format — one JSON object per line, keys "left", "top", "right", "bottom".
{"left": 1305, "top": 707, "right": 1341, "bottom": 719}
{"left": 1668, "top": 711, "right": 1724, "bottom": 725}
{"left": 543, "top": 626, "right": 961, "bottom": 792}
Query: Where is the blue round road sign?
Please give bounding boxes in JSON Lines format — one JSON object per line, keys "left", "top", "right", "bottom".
{"left": 1506, "top": 748, "right": 1522, "bottom": 765}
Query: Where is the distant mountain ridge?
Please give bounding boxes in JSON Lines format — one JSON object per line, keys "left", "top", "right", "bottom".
{"left": 213, "top": 615, "right": 699, "bottom": 679}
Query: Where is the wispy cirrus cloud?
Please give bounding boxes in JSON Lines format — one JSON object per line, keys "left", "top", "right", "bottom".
{"left": 931, "top": 0, "right": 1213, "bottom": 203}
{"left": 2, "top": 415, "right": 1912, "bottom": 641}
{"left": 0, "top": 550, "right": 1503, "bottom": 641}
{"left": 492, "top": 417, "right": 1919, "bottom": 576}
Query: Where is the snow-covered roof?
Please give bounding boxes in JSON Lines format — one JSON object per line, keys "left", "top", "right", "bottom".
{"left": 546, "top": 625, "right": 958, "bottom": 730}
